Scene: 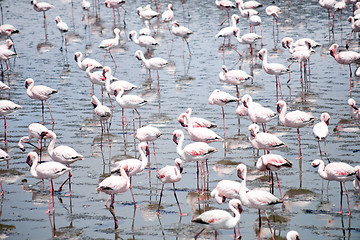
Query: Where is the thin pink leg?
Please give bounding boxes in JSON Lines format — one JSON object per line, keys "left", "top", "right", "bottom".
{"left": 41, "top": 100, "right": 45, "bottom": 124}
{"left": 173, "top": 183, "right": 187, "bottom": 216}
{"left": 297, "top": 128, "right": 302, "bottom": 159}
{"left": 152, "top": 142, "right": 158, "bottom": 172}
{"left": 344, "top": 183, "right": 351, "bottom": 215}
{"left": 157, "top": 184, "right": 164, "bottom": 215}
{"left": 3, "top": 116, "right": 7, "bottom": 144}
{"left": 264, "top": 210, "right": 275, "bottom": 240}
{"left": 222, "top": 106, "right": 226, "bottom": 137}
{"left": 45, "top": 100, "right": 54, "bottom": 124}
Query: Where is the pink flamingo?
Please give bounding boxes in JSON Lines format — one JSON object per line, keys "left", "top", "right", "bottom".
{"left": 248, "top": 123, "right": 287, "bottom": 151}
{"left": 98, "top": 28, "right": 121, "bottom": 67}
{"left": 136, "top": 125, "right": 161, "bottom": 172}
{"left": 215, "top": 14, "right": 240, "bottom": 49}
{"left": 312, "top": 159, "right": 356, "bottom": 215}
{"left": 97, "top": 163, "right": 130, "bottom": 229}
{"left": 236, "top": 0, "right": 259, "bottom": 20}
{"left": 219, "top": 65, "right": 252, "bottom": 98}
{"left": 258, "top": 49, "right": 290, "bottom": 101}
{"left": 0, "top": 100, "right": 21, "bottom": 144}
{"left": 74, "top": 52, "right": 102, "bottom": 71}
{"left": 171, "top": 21, "right": 194, "bottom": 56}
{"left": 233, "top": 28, "right": 262, "bottom": 53}
{"left": 129, "top": 30, "right": 159, "bottom": 57}
{"left": 282, "top": 37, "right": 320, "bottom": 50}
{"left": 266, "top": 5, "right": 281, "bottom": 32}
{"left": 157, "top": 158, "right": 186, "bottom": 216}
{"left": 134, "top": 50, "right": 168, "bottom": 91}
{"left": 105, "top": 0, "right": 127, "bottom": 25}
{"left": 26, "top": 151, "right": 71, "bottom": 214}
{"left": 137, "top": 5, "right": 160, "bottom": 24}
{"left": 192, "top": 199, "right": 243, "bottom": 239}
{"left": 208, "top": 89, "right": 239, "bottom": 136}
{"left": 0, "top": 24, "right": 19, "bottom": 53}
{"left": 277, "top": 100, "right": 314, "bottom": 158}
{"left": 215, "top": 0, "right": 236, "bottom": 23}
{"left": 182, "top": 112, "right": 223, "bottom": 142}
{"left": 173, "top": 129, "right": 218, "bottom": 192}
{"left": 91, "top": 95, "right": 111, "bottom": 134}
{"left": 256, "top": 154, "right": 292, "bottom": 204}
{"left": 111, "top": 142, "right": 149, "bottom": 207}
{"left": 348, "top": 98, "right": 360, "bottom": 120}
{"left": 313, "top": 113, "right": 330, "bottom": 158}
{"left": 329, "top": 43, "right": 360, "bottom": 96}
{"left": 162, "top": 4, "right": 174, "bottom": 24}
{"left": 55, "top": 16, "right": 68, "bottom": 51}
{"left": 0, "top": 149, "right": 10, "bottom": 195}
{"left": 25, "top": 78, "right": 57, "bottom": 124}
{"left": 249, "top": 14, "right": 262, "bottom": 34}
{"left": 346, "top": 17, "right": 360, "bottom": 49}
{"left": 81, "top": 0, "right": 90, "bottom": 10}
{"left": 86, "top": 64, "right": 106, "bottom": 96}
{"left": 0, "top": 44, "right": 16, "bottom": 72}
{"left": 241, "top": 0, "right": 263, "bottom": 9}
{"left": 18, "top": 122, "right": 48, "bottom": 151}
{"left": 319, "top": 0, "right": 337, "bottom": 30}
{"left": 178, "top": 108, "right": 217, "bottom": 129}
{"left": 31, "top": 0, "right": 54, "bottom": 35}
{"left": 114, "top": 87, "right": 147, "bottom": 128}
{"left": 43, "top": 130, "right": 84, "bottom": 195}
{"left": 238, "top": 163, "right": 282, "bottom": 240}
{"left": 242, "top": 94, "right": 277, "bottom": 131}
{"left": 353, "top": 166, "right": 360, "bottom": 193}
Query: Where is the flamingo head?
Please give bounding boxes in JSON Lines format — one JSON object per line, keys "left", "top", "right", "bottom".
{"left": 74, "top": 52, "right": 81, "bottom": 62}
{"left": 241, "top": 94, "right": 251, "bottom": 108}
{"left": 276, "top": 100, "right": 286, "bottom": 113}
{"left": 258, "top": 49, "right": 265, "bottom": 60}
{"left": 286, "top": 231, "right": 300, "bottom": 240}
{"left": 105, "top": 0, "right": 110, "bottom": 7}
{"left": 348, "top": 98, "right": 358, "bottom": 110}
{"left": 172, "top": 21, "right": 180, "bottom": 27}
{"left": 102, "top": 66, "right": 110, "bottom": 77}
{"left": 55, "top": 16, "right": 61, "bottom": 24}
{"left": 172, "top": 130, "right": 182, "bottom": 144}
{"left": 355, "top": 166, "right": 360, "bottom": 181}
{"left": 168, "top": 4, "right": 173, "bottom": 10}
{"left": 25, "top": 78, "right": 34, "bottom": 89}
{"left": 236, "top": 163, "right": 246, "bottom": 180}
{"left": 221, "top": 65, "right": 228, "bottom": 73}
{"left": 311, "top": 159, "right": 322, "bottom": 168}
{"left": 128, "top": 30, "right": 135, "bottom": 40}
{"left": 233, "top": 28, "right": 240, "bottom": 37}
{"left": 26, "top": 152, "right": 37, "bottom": 167}
{"left": 175, "top": 158, "right": 183, "bottom": 173}
{"left": 248, "top": 123, "right": 259, "bottom": 137}
{"left": 348, "top": 16, "right": 354, "bottom": 23}
{"left": 177, "top": 113, "right": 187, "bottom": 127}
{"left": 6, "top": 39, "right": 13, "bottom": 49}
{"left": 321, "top": 112, "right": 330, "bottom": 125}
{"left": 329, "top": 44, "right": 338, "bottom": 58}
{"left": 135, "top": 50, "right": 142, "bottom": 61}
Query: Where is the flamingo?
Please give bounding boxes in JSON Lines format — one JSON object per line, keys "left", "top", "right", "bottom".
{"left": 105, "top": 0, "right": 127, "bottom": 25}
{"left": 103, "top": 66, "right": 137, "bottom": 108}
{"left": 0, "top": 100, "right": 22, "bottom": 144}
{"left": 215, "top": 0, "right": 236, "bottom": 21}
{"left": 74, "top": 52, "right": 102, "bottom": 71}
{"left": 129, "top": 30, "right": 159, "bottom": 56}
{"left": 319, "top": 0, "right": 337, "bottom": 30}
{"left": 241, "top": 0, "right": 263, "bottom": 9}
{"left": 236, "top": 0, "right": 259, "bottom": 20}
{"left": 0, "top": 24, "right": 19, "bottom": 53}
{"left": 311, "top": 159, "right": 356, "bottom": 215}
{"left": 96, "top": 163, "right": 130, "bottom": 229}
{"left": 208, "top": 89, "right": 239, "bottom": 136}
{"left": 18, "top": 122, "right": 48, "bottom": 151}
{"left": 181, "top": 112, "right": 223, "bottom": 143}
{"left": 248, "top": 123, "right": 287, "bottom": 151}
{"left": 353, "top": 166, "right": 360, "bottom": 193}
{"left": 348, "top": 98, "right": 360, "bottom": 120}
{"left": 86, "top": 64, "right": 106, "bottom": 96}
{"left": 136, "top": 125, "right": 161, "bottom": 172}
{"left": 258, "top": 49, "right": 291, "bottom": 101}
{"left": 256, "top": 154, "right": 292, "bottom": 203}
{"left": 98, "top": 28, "right": 121, "bottom": 67}
{"left": 242, "top": 94, "right": 277, "bottom": 131}
{"left": 162, "top": 4, "right": 174, "bottom": 26}
{"left": 215, "top": 14, "right": 240, "bottom": 49}
{"left": 277, "top": 100, "right": 315, "bottom": 158}
{"left": 334, "top": 0, "right": 346, "bottom": 22}
{"left": 235, "top": 102, "right": 248, "bottom": 116}
{"left": 25, "top": 78, "right": 57, "bottom": 124}
{"left": 134, "top": 50, "right": 168, "bottom": 90}
{"left": 55, "top": 16, "right": 68, "bottom": 51}
{"left": 114, "top": 87, "right": 148, "bottom": 128}
{"left": 178, "top": 108, "right": 217, "bottom": 129}
{"left": 156, "top": 158, "right": 186, "bottom": 216}
{"left": 219, "top": 65, "right": 252, "bottom": 98}
{"left": 111, "top": 142, "right": 149, "bottom": 207}
{"left": 329, "top": 43, "right": 360, "bottom": 96}
{"left": 287, "top": 231, "right": 300, "bottom": 240}
{"left": 31, "top": 0, "right": 54, "bottom": 33}
{"left": 91, "top": 95, "right": 111, "bottom": 133}
{"left": 171, "top": 21, "right": 193, "bottom": 56}
{"left": 0, "top": 149, "right": 10, "bottom": 195}
{"left": 42, "top": 130, "right": 84, "bottom": 195}
{"left": 26, "top": 151, "right": 71, "bottom": 214}
{"left": 139, "top": 20, "right": 151, "bottom": 36}
{"left": 0, "top": 45, "right": 16, "bottom": 72}
{"left": 173, "top": 129, "right": 218, "bottom": 192}
{"left": 313, "top": 113, "right": 330, "bottom": 158}
{"left": 282, "top": 37, "right": 320, "bottom": 49}
{"left": 249, "top": 14, "right": 262, "bottom": 34}
{"left": 266, "top": 5, "right": 281, "bottom": 32}
{"left": 137, "top": 5, "right": 160, "bottom": 24}
{"left": 346, "top": 17, "right": 360, "bottom": 49}
{"left": 233, "top": 28, "right": 262, "bottom": 53}
{"left": 237, "top": 163, "right": 282, "bottom": 240}
{"left": 192, "top": 199, "right": 243, "bottom": 239}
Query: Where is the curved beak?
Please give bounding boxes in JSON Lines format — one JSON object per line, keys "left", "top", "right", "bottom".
{"left": 26, "top": 156, "right": 32, "bottom": 167}
{"left": 237, "top": 169, "right": 244, "bottom": 180}
{"left": 173, "top": 134, "right": 178, "bottom": 145}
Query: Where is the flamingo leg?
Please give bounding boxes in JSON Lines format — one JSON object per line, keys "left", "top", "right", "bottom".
{"left": 152, "top": 141, "right": 159, "bottom": 172}
{"left": 349, "top": 64, "right": 352, "bottom": 97}
{"left": 222, "top": 106, "right": 226, "bottom": 137}
{"left": 318, "top": 140, "right": 323, "bottom": 158}
{"left": 103, "top": 50, "right": 108, "bottom": 66}
{"left": 46, "top": 180, "right": 55, "bottom": 214}
{"left": 129, "top": 177, "right": 138, "bottom": 207}
{"left": 275, "top": 172, "right": 285, "bottom": 207}
{"left": 45, "top": 100, "right": 55, "bottom": 124}
{"left": 194, "top": 228, "right": 205, "bottom": 239}
{"left": 157, "top": 184, "right": 165, "bottom": 215}
{"left": 297, "top": 128, "right": 302, "bottom": 159}
{"left": 258, "top": 209, "right": 261, "bottom": 240}
{"left": 344, "top": 183, "right": 351, "bottom": 215}
{"left": 3, "top": 116, "right": 7, "bottom": 144}
{"left": 57, "top": 171, "right": 72, "bottom": 196}
{"left": 109, "top": 50, "right": 117, "bottom": 68}
{"left": 0, "top": 182, "right": 2, "bottom": 196}
{"left": 338, "top": 181, "right": 344, "bottom": 214}
{"left": 41, "top": 100, "right": 45, "bottom": 124}
{"left": 135, "top": 108, "right": 142, "bottom": 128}
{"left": 173, "top": 183, "right": 186, "bottom": 216}
{"left": 184, "top": 38, "right": 192, "bottom": 56}
{"left": 264, "top": 210, "right": 275, "bottom": 240}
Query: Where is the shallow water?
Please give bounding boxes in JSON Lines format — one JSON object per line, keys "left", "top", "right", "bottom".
{"left": 0, "top": 0, "right": 360, "bottom": 239}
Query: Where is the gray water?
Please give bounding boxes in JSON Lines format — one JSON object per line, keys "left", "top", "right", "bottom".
{"left": 0, "top": 0, "right": 359, "bottom": 239}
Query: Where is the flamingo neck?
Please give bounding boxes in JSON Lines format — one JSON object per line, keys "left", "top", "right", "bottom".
{"left": 18, "top": 136, "right": 29, "bottom": 149}
{"left": 47, "top": 133, "right": 56, "bottom": 158}
{"left": 120, "top": 166, "right": 130, "bottom": 185}
{"left": 231, "top": 16, "right": 238, "bottom": 27}
{"left": 176, "top": 132, "right": 186, "bottom": 160}
{"left": 132, "top": 32, "right": 140, "bottom": 44}
{"left": 317, "top": 161, "right": 328, "bottom": 180}
{"left": 262, "top": 51, "right": 268, "bottom": 69}
{"left": 104, "top": 72, "right": 112, "bottom": 93}
{"left": 279, "top": 104, "right": 287, "bottom": 124}
{"left": 228, "top": 202, "right": 241, "bottom": 226}
{"left": 30, "top": 156, "right": 40, "bottom": 179}
{"left": 183, "top": 113, "right": 193, "bottom": 131}
{"left": 139, "top": 146, "right": 149, "bottom": 170}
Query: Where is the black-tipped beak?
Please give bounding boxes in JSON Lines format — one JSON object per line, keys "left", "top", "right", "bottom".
{"left": 26, "top": 156, "right": 32, "bottom": 167}
{"left": 237, "top": 169, "right": 243, "bottom": 180}
{"left": 25, "top": 82, "right": 29, "bottom": 89}
{"left": 145, "top": 146, "right": 150, "bottom": 156}
{"left": 277, "top": 104, "right": 281, "bottom": 113}
{"left": 180, "top": 166, "right": 183, "bottom": 173}
{"left": 20, "top": 147, "right": 25, "bottom": 152}
{"left": 237, "top": 203, "right": 243, "bottom": 213}
{"left": 352, "top": 105, "right": 359, "bottom": 110}
{"left": 173, "top": 134, "right": 178, "bottom": 145}
{"left": 40, "top": 131, "right": 47, "bottom": 139}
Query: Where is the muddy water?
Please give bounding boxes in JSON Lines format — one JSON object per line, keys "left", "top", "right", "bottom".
{"left": 0, "top": 0, "right": 359, "bottom": 239}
